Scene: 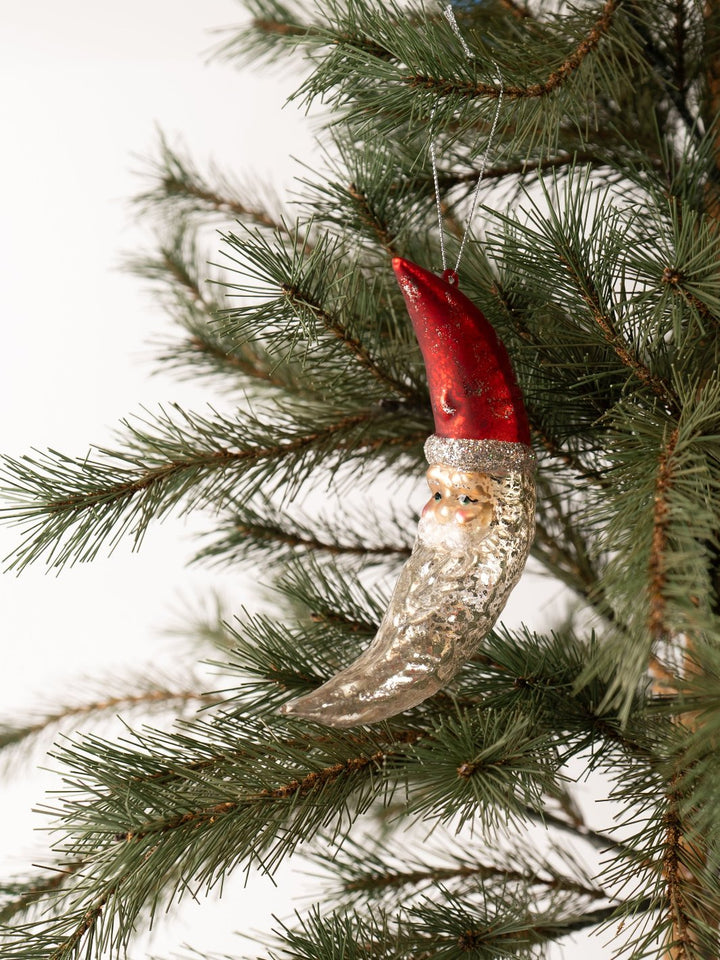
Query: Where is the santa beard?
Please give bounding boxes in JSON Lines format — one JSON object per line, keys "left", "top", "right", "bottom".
{"left": 280, "top": 470, "right": 536, "bottom": 728}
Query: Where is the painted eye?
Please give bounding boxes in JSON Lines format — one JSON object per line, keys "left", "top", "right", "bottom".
{"left": 433, "top": 492, "right": 442, "bottom": 501}
{"left": 458, "top": 495, "right": 478, "bottom": 505}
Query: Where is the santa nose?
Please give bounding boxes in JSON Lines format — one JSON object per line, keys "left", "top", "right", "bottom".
{"left": 437, "top": 499, "right": 455, "bottom": 522}
{"left": 422, "top": 492, "right": 470, "bottom": 525}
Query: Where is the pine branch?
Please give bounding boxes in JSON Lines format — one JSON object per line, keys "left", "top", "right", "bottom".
{"left": 0, "top": 863, "right": 84, "bottom": 926}
{"left": 129, "top": 229, "right": 310, "bottom": 394}
{"left": 0, "top": 706, "right": 564, "bottom": 959}
{"left": 134, "top": 133, "right": 285, "bottom": 230}
{"left": 0, "top": 720, "right": 422, "bottom": 958}
{"left": 624, "top": 1, "right": 699, "bottom": 143}
{"left": 215, "top": 616, "right": 362, "bottom": 715}
{"left": 449, "top": 150, "right": 615, "bottom": 185}
{"left": 605, "top": 748, "right": 720, "bottom": 960}
{"left": 493, "top": 175, "right": 679, "bottom": 411}
{"left": 643, "top": 418, "right": 720, "bottom": 957}
{"left": 408, "top": 0, "right": 619, "bottom": 102}
{"left": 223, "top": 0, "right": 647, "bottom": 158}
{"left": 0, "top": 405, "right": 422, "bottom": 571}
{"left": 277, "top": 556, "right": 388, "bottom": 636}
{"left": 216, "top": 224, "right": 428, "bottom": 407}
{"left": 452, "top": 626, "right": 660, "bottom": 765}
{"left": 314, "top": 831, "right": 607, "bottom": 907}
{"left": 647, "top": 427, "right": 681, "bottom": 684}
{"left": 346, "top": 182, "right": 400, "bottom": 256}
{"left": 262, "top": 895, "right": 628, "bottom": 960}
{"left": 662, "top": 775, "right": 708, "bottom": 960}
{"left": 278, "top": 281, "right": 416, "bottom": 400}
{"left": 580, "top": 376, "right": 720, "bottom": 712}
{"left": 497, "top": 0, "right": 532, "bottom": 20}
{"left": 532, "top": 426, "right": 610, "bottom": 488}
{"left": 0, "top": 684, "right": 219, "bottom": 757}
{"left": 5, "top": 2, "right": 720, "bottom": 957}
{"left": 575, "top": 266, "right": 677, "bottom": 410}
{"left": 215, "top": 517, "right": 409, "bottom": 560}
{"left": 194, "top": 499, "right": 412, "bottom": 569}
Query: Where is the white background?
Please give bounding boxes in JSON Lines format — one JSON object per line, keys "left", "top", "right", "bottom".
{"left": 0, "top": 2, "right": 603, "bottom": 957}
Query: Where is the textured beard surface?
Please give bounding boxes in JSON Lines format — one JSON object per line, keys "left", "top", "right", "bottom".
{"left": 280, "top": 471, "right": 536, "bottom": 727}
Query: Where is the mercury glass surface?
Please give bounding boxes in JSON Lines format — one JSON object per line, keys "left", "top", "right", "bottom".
{"left": 280, "top": 460, "right": 536, "bottom": 727}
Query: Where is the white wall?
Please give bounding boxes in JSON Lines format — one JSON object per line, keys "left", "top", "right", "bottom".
{"left": 0, "top": 2, "right": 320, "bottom": 954}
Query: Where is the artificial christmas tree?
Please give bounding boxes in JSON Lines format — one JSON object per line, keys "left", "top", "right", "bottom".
{"left": 3, "top": 1, "right": 720, "bottom": 957}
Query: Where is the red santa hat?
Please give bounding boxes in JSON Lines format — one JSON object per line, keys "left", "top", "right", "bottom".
{"left": 392, "top": 257, "right": 534, "bottom": 475}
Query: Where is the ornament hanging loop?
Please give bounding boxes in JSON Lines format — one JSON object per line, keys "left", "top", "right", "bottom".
{"left": 431, "top": 4, "right": 504, "bottom": 279}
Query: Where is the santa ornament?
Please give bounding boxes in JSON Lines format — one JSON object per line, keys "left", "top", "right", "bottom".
{"left": 280, "top": 3, "right": 533, "bottom": 727}
{"left": 281, "top": 258, "right": 535, "bottom": 727}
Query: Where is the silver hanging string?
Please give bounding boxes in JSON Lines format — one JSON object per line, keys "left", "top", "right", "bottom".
{"left": 429, "top": 105, "right": 448, "bottom": 274}
{"left": 431, "top": 3, "right": 504, "bottom": 278}
{"left": 443, "top": 1, "right": 473, "bottom": 58}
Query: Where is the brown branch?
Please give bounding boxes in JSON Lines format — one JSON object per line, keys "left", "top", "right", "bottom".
{"left": 160, "top": 253, "right": 309, "bottom": 389}
{"left": 455, "top": 904, "right": 633, "bottom": 951}
{"left": 116, "top": 732, "right": 423, "bottom": 844}
{"left": 448, "top": 151, "right": 608, "bottom": 185}
{"left": 152, "top": 252, "right": 304, "bottom": 390}
{"left": 49, "top": 886, "right": 114, "bottom": 960}
{"left": 343, "top": 858, "right": 605, "bottom": 901}
{"left": 648, "top": 428, "right": 680, "bottom": 686}
{"left": 253, "top": 18, "right": 394, "bottom": 60}
{"left": 47, "top": 411, "right": 412, "bottom": 515}
{"left": 487, "top": 277, "right": 542, "bottom": 346}
{"left": 251, "top": 18, "right": 311, "bottom": 39}
{"left": 347, "top": 183, "right": 400, "bottom": 256}
{"left": 161, "top": 176, "right": 281, "bottom": 229}
{"left": 703, "top": 1, "right": 720, "bottom": 220}
{"left": 662, "top": 775, "right": 712, "bottom": 960}
{"left": 497, "top": 0, "right": 532, "bottom": 19}
{"left": 280, "top": 284, "right": 418, "bottom": 399}
{"left": 49, "top": 738, "right": 424, "bottom": 958}
{"left": 160, "top": 250, "right": 208, "bottom": 309}
{"left": 645, "top": 430, "right": 718, "bottom": 957}
{"left": 662, "top": 266, "right": 720, "bottom": 334}
{"left": 424, "top": 135, "right": 660, "bottom": 197}
{"left": 258, "top": 738, "right": 417, "bottom": 800}
{"left": 563, "top": 263, "right": 678, "bottom": 409}
{"left": 112, "top": 726, "right": 421, "bottom": 793}
{"left": 182, "top": 335, "right": 297, "bottom": 391}
{"left": 590, "top": 307, "right": 673, "bottom": 404}
{"left": 308, "top": 607, "right": 377, "bottom": 635}
{"left": 0, "top": 861, "right": 85, "bottom": 925}
{"left": 406, "top": 0, "right": 619, "bottom": 100}
{"left": 231, "top": 519, "right": 411, "bottom": 559}
{"left": 3, "top": 689, "right": 219, "bottom": 750}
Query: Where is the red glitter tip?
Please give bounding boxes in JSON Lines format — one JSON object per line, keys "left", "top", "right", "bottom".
{"left": 392, "top": 257, "right": 530, "bottom": 446}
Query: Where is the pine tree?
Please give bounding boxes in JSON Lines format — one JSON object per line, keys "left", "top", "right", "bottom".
{"left": 2, "top": 0, "right": 720, "bottom": 956}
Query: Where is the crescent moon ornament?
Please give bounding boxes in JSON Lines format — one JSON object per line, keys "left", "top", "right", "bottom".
{"left": 280, "top": 258, "right": 535, "bottom": 727}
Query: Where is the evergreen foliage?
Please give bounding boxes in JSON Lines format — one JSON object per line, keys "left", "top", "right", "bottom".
{"left": 3, "top": 0, "right": 720, "bottom": 956}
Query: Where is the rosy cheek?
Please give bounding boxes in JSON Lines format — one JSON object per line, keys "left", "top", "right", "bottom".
{"left": 422, "top": 499, "right": 436, "bottom": 517}
{"left": 454, "top": 509, "right": 475, "bottom": 524}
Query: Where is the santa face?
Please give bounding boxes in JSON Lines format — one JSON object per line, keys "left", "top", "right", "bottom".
{"left": 422, "top": 463, "right": 494, "bottom": 527}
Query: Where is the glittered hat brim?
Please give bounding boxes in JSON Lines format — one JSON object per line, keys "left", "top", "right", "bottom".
{"left": 424, "top": 436, "right": 535, "bottom": 475}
